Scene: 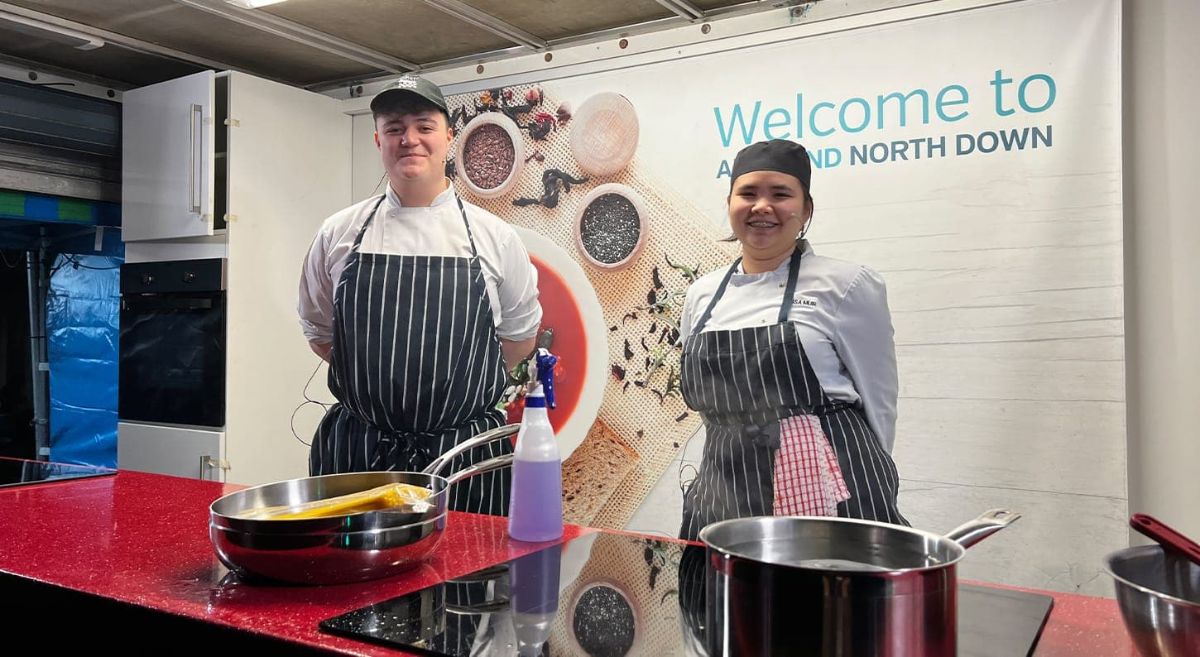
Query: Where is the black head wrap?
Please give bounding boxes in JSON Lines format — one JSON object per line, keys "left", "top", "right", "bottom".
{"left": 730, "top": 139, "right": 812, "bottom": 195}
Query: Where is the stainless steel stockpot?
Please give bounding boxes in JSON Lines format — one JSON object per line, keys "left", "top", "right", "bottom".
{"left": 699, "top": 509, "right": 1020, "bottom": 657}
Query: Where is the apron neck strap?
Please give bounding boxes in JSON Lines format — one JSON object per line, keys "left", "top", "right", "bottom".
{"left": 453, "top": 193, "right": 479, "bottom": 258}
{"left": 777, "top": 245, "right": 804, "bottom": 323}
{"left": 351, "top": 190, "right": 479, "bottom": 259}
{"left": 351, "top": 195, "right": 387, "bottom": 249}
{"left": 692, "top": 245, "right": 804, "bottom": 334}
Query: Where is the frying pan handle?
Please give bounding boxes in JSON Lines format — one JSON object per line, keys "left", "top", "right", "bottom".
{"left": 425, "top": 424, "right": 520, "bottom": 476}
{"left": 445, "top": 454, "right": 514, "bottom": 486}
{"left": 943, "top": 509, "right": 1021, "bottom": 549}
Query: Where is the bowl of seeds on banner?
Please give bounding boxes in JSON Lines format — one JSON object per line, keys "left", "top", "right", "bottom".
{"left": 456, "top": 112, "right": 525, "bottom": 199}
{"left": 573, "top": 183, "right": 648, "bottom": 271}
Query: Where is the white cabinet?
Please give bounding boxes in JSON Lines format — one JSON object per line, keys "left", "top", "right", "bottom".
{"left": 117, "top": 422, "right": 227, "bottom": 482}
{"left": 120, "top": 71, "right": 351, "bottom": 486}
{"left": 121, "top": 71, "right": 219, "bottom": 241}
{"left": 223, "top": 72, "right": 350, "bottom": 486}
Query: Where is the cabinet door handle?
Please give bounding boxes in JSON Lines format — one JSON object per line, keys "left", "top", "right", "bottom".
{"left": 189, "top": 103, "right": 203, "bottom": 214}
{"left": 200, "top": 455, "right": 230, "bottom": 481}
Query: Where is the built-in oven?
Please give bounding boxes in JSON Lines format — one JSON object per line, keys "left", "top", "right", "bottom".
{"left": 118, "top": 258, "right": 226, "bottom": 428}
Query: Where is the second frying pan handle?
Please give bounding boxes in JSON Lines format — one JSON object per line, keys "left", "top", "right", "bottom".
{"left": 425, "top": 424, "right": 520, "bottom": 476}
{"left": 445, "top": 455, "right": 514, "bottom": 486}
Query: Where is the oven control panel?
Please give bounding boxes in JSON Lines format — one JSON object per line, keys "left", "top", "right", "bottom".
{"left": 121, "top": 258, "right": 226, "bottom": 294}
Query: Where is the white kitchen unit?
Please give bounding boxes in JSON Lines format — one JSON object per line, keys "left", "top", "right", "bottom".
{"left": 119, "top": 70, "right": 351, "bottom": 486}
{"left": 122, "top": 71, "right": 220, "bottom": 242}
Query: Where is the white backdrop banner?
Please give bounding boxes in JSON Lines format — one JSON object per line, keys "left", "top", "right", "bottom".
{"left": 441, "top": 0, "right": 1122, "bottom": 594}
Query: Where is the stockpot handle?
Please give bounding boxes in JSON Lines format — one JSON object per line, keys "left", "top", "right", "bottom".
{"left": 424, "top": 424, "right": 519, "bottom": 476}
{"left": 943, "top": 509, "right": 1021, "bottom": 549}
{"left": 445, "top": 454, "right": 514, "bottom": 486}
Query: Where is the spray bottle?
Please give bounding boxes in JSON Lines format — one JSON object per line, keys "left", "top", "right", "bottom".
{"left": 508, "top": 348, "right": 564, "bottom": 542}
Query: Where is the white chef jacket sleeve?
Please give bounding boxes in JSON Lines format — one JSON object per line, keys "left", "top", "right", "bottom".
{"left": 831, "top": 267, "right": 898, "bottom": 453}
{"left": 495, "top": 232, "right": 542, "bottom": 341}
{"left": 298, "top": 227, "right": 334, "bottom": 345}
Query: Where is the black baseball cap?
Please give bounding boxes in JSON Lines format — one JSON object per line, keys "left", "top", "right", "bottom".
{"left": 730, "top": 139, "right": 812, "bottom": 194}
{"left": 370, "top": 74, "right": 448, "bottom": 116}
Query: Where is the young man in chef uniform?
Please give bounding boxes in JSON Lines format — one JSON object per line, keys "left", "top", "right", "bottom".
{"left": 298, "top": 75, "right": 541, "bottom": 516}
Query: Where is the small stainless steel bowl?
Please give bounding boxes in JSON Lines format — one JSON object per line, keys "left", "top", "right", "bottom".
{"left": 1104, "top": 545, "right": 1200, "bottom": 657}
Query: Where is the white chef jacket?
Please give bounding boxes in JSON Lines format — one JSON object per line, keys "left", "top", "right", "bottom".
{"left": 679, "top": 241, "right": 898, "bottom": 453}
{"left": 298, "top": 182, "right": 542, "bottom": 345}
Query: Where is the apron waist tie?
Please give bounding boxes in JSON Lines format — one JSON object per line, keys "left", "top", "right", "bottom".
{"left": 340, "top": 404, "right": 502, "bottom": 468}
{"left": 701, "top": 401, "right": 856, "bottom": 449}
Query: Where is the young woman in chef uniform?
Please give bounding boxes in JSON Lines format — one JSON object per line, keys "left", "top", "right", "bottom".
{"left": 677, "top": 139, "right": 907, "bottom": 540}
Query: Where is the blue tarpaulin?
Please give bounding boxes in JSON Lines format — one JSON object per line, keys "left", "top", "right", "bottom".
{"left": 46, "top": 253, "right": 121, "bottom": 467}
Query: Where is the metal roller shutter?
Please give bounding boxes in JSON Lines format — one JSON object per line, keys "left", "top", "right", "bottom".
{"left": 0, "top": 77, "right": 119, "bottom": 202}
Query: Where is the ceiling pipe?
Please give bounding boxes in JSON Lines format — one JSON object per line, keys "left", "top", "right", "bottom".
{"left": 654, "top": 0, "right": 706, "bottom": 21}
{"left": 0, "top": 2, "right": 243, "bottom": 73}
{"left": 418, "top": 0, "right": 548, "bottom": 51}
{"left": 171, "top": 0, "right": 417, "bottom": 72}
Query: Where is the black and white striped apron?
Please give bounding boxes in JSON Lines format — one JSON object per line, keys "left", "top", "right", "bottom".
{"left": 678, "top": 247, "right": 906, "bottom": 540}
{"left": 310, "top": 193, "right": 512, "bottom": 516}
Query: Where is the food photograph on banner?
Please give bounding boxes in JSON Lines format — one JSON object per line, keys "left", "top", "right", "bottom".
{"left": 426, "top": 0, "right": 1124, "bottom": 594}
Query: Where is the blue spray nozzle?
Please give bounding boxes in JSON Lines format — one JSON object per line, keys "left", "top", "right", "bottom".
{"left": 531, "top": 348, "right": 557, "bottom": 409}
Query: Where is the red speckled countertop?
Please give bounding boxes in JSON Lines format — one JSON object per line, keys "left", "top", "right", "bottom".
{"left": 0, "top": 466, "right": 1137, "bottom": 655}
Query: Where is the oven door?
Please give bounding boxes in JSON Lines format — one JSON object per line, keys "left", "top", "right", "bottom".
{"left": 118, "top": 259, "right": 226, "bottom": 428}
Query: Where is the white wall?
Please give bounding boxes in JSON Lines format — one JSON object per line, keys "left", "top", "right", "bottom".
{"left": 1122, "top": 0, "right": 1200, "bottom": 540}
{"left": 351, "top": 115, "right": 385, "bottom": 203}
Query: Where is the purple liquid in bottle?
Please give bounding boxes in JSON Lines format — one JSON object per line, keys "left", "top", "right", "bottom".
{"left": 508, "top": 459, "right": 563, "bottom": 542}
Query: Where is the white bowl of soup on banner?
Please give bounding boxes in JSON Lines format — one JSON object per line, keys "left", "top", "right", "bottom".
{"left": 511, "top": 225, "right": 607, "bottom": 459}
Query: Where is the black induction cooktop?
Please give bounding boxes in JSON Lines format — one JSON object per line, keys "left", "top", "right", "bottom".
{"left": 319, "top": 532, "right": 1054, "bottom": 657}
{"left": 0, "top": 457, "right": 116, "bottom": 489}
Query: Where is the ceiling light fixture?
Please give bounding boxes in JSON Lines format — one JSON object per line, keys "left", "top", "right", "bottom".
{"left": 0, "top": 11, "right": 105, "bottom": 50}
{"left": 224, "top": 0, "right": 291, "bottom": 8}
